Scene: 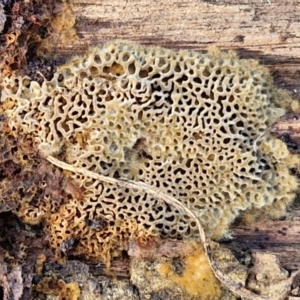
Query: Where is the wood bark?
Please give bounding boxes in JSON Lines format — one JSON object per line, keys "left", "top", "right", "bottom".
{"left": 228, "top": 220, "right": 300, "bottom": 271}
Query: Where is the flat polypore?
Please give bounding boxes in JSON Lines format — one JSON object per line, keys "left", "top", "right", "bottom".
{"left": 0, "top": 41, "right": 298, "bottom": 261}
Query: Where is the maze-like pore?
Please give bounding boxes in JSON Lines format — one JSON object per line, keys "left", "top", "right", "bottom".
{"left": 1, "top": 42, "right": 298, "bottom": 261}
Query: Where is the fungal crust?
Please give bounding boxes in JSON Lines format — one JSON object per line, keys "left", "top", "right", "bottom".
{"left": 0, "top": 41, "right": 298, "bottom": 261}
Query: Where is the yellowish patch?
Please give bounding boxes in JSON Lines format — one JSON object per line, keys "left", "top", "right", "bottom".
{"left": 51, "top": 4, "right": 77, "bottom": 43}
{"left": 158, "top": 247, "right": 222, "bottom": 299}
{"left": 59, "top": 281, "right": 81, "bottom": 300}
{"left": 35, "top": 277, "right": 80, "bottom": 300}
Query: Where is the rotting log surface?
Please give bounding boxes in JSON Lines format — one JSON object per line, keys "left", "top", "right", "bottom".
{"left": 87, "top": 218, "right": 300, "bottom": 276}
{"left": 227, "top": 220, "right": 300, "bottom": 271}
{"left": 271, "top": 113, "right": 300, "bottom": 152}
{"left": 4, "top": 0, "right": 298, "bottom": 276}
{"left": 2, "top": 0, "right": 300, "bottom": 298}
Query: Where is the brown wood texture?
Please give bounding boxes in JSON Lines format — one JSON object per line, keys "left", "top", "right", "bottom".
{"left": 228, "top": 219, "right": 300, "bottom": 271}
{"left": 271, "top": 113, "right": 300, "bottom": 150}
{"left": 61, "top": 0, "right": 300, "bottom": 101}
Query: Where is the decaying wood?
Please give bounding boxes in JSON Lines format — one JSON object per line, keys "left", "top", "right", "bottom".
{"left": 88, "top": 259, "right": 131, "bottom": 279}
{"left": 128, "top": 239, "right": 198, "bottom": 259}
{"left": 227, "top": 219, "right": 300, "bottom": 271}
{"left": 89, "top": 216, "right": 300, "bottom": 275}
{"left": 271, "top": 113, "right": 300, "bottom": 152}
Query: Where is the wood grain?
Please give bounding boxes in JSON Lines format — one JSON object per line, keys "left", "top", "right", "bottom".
{"left": 227, "top": 219, "right": 300, "bottom": 271}
{"left": 271, "top": 113, "right": 300, "bottom": 151}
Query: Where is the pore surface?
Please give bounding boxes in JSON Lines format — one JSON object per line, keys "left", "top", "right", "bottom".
{"left": 1, "top": 42, "right": 297, "bottom": 260}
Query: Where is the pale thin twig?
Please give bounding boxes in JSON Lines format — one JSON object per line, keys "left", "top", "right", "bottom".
{"left": 253, "top": 127, "right": 270, "bottom": 154}
{"left": 45, "top": 154, "right": 298, "bottom": 300}
{"left": 260, "top": 0, "right": 271, "bottom": 4}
